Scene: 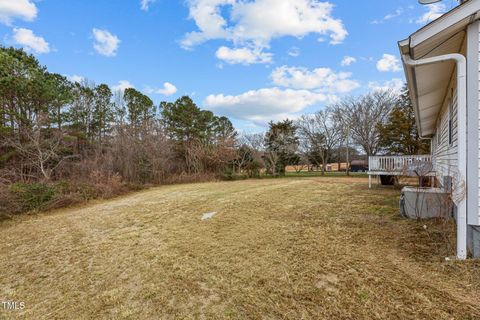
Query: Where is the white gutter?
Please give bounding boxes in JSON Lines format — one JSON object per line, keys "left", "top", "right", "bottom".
{"left": 402, "top": 53, "right": 467, "bottom": 260}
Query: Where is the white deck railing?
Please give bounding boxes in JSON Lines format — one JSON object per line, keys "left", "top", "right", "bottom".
{"left": 368, "top": 155, "right": 434, "bottom": 175}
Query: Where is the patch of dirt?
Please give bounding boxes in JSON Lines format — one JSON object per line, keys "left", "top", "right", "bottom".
{"left": 315, "top": 274, "right": 339, "bottom": 293}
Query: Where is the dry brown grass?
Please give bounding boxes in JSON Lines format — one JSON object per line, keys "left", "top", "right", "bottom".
{"left": 0, "top": 176, "right": 479, "bottom": 319}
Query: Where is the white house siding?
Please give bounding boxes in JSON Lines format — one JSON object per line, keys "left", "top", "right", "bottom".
{"left": 431, "top": 23, "right": 480, "bottom": 226}
{"left": 466, "top": 20, "right": 480, "bottom": 227}
{"left": 431, "top": 78, "right": 458, "bottom": 188}
{"left": 478, "top": 24, "right": 480, "bottom": 221}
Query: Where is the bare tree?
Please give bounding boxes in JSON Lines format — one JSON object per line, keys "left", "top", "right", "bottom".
{"left": 333, "top": 90, "right": 397, "bottom": 156}
{"left": 239, "top": 133, "right": 275, "bottom": 175}
{"left": 243, "top": 133, "right": 265, "bottom": 163}
{"left": 296, "top": 109, "right": 343, "bottom": 175}
{"left": 235, "top": 135, "right": 254, "bottom": 174}
{"left": 263, "top": 151, "right": 281, "bottom": 176}
{"left": 5, "top": 127, "right": 78, "bottom": 182}
{"left": 240, "top": 133, "right": 266, "bottom": 176}
{"left": 243, "top": 133, "right": 264, "bottom": 152}
{"left": 331, "top": 107, "right": 352, "bottom": 175}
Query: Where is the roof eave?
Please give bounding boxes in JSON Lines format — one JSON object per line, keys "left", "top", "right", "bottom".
{"left": 398, "top": 0, "right": 480, "bottom": 138}
{"left": 406, "top": 0, "right": 480, "bottom": 54}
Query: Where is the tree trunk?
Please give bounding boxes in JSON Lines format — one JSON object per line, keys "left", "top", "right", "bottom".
{"left": 57, "top": 106, "right": 62, "bottom": 130}
{"left": 346, "top": 143, "right": 350, "bottom": 176}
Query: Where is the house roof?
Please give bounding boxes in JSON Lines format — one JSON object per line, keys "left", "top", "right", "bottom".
{"left": 351, "top": 160, "right": 368, "bottom": 166}
{"left": 398, "top": 0, "right": 480, "bottom": 137}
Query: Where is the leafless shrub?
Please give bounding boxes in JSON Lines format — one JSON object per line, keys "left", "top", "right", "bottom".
{"left": 163, "top": 172, "right": 218, "bottom": 185}
{"left": 4, "top": 128, "right": 79, "bottom": 182}
{"left": 0, "top": 183, "right": 23, "bottom": 218}
{"left": 43, "top": 194, "right": 84, "bottom": 211}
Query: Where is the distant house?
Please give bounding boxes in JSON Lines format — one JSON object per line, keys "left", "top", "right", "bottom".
{"left": 328, "top": 163, "right": 349, "bottom": 172}
{"left": 285, "top": 163, "right": 349, "bottom": 173}
{"left": 397, "top": 0, "right": 480, "bottom": 259}
{"left": 350, "top": 160, "right": 368, "bottom": 172}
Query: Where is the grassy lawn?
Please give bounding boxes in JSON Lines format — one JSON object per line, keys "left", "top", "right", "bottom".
{"left": 284, "top": 171, "right": 368, "bottom": 178}
{"left": 1, "top": 176, "right": 479, "bottom": 319}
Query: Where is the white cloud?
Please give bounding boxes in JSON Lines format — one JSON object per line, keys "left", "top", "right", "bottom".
{"left": 182, "top": 0, "right": 347, "bottom": 62}
{"left": 205, "top": 64, "right": 358, "bottom": 124}
{"left": 341, "top": 56, "right": 356, "bottom": 67}
{"left": 204, "top": 87, "right": 333, "bottom": 125}
{"left": 384, "top": 8, "right": 403, "bottom": 21}
{"left": 157, "top": 82, "right": 177, "bottom": 96}
{"left": 216, "top": 46, "right": 272, "bottom": 65}
{"left": 368, "top": 78, "right": 404, "bottom": 93}
{"left": 271, "top": 65, "right": 360, "bottom": 93}
{"left": 376, "top": 54, "right": 401, "bottom": 72}
{"left": 145, "top": 82, "right": 178, "bottom": 96}
{"left": 371, "top": 8, "right": 403, "bottom": 24}
{"left": 181, "top": 0, "right": 232, "bottom": 49}
{"left": 287, "top": 46, "right": 300, "bottom": 57}
{"left": 140, "top": 0, "right": 157, "bottom": 11}
{"left": 12, "top": 28, "right": 50, "bottom": 54}
{"left": 416, "top": 3, "right": 446, "bottom": 24}
{"left": 92, "top": 28, "right": 120, "bottom": 57}
{"left": 0, "top": 0, "right": 37, "bottom": 25}
{"left": 112, "top": 80, "right": 134, "bottom": 92}
{"left": 68, "top": 75, "right": 85, "bottom": 83}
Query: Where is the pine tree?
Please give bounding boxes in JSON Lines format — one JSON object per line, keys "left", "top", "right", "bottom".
{"left": 264, "top": 120, "right": 299, "bottom": 175}
{"left": 124, "top": 88, "right": 155, "bottom": 131}
{"left": 93, "top": 84, "right": 114, "bottom": 141}
{"left": 377, "top": 85, "right": 430, "bottom": 155}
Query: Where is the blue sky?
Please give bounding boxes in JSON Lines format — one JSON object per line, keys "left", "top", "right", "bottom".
{"left": 0, "top": 0, "right": 457, "bottom": 132}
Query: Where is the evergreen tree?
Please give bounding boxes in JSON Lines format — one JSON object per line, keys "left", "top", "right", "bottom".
{"left": 213, "top": 116, "right": 237, "bottom": 142}
{"left": 264, "top": 120, "right": 299, "bottom": 175}
{"left": 69, "top": 82, "right": 95, "bottom": 140}
{"left": 0, "top": 47, "right": 49, "bottom": 140}
{"left": 46, "top": 73, "right": 73, "bottom": 131}
{"left": 124, "top": 88, "right": 155, "bottom": 130}
{"left": 93, "top": 84, "right": 114, "bottom": 141}
{"left": 161, "top": 96, "right": 214, "bottom": 143}
{"left": 377, "top": 86, "right": 430, "bottom": 155}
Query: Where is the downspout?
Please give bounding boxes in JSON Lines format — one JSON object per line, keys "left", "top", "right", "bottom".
{"left": 402, "top": 53, "right": 467, "bottom": 260}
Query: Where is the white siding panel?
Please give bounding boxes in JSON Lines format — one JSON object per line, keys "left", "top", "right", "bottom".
{"left": 477, "top": 24, "right": 480, "bottom": 221}
{"left": 432, "top": 81, "right": 458, "bottom": 185}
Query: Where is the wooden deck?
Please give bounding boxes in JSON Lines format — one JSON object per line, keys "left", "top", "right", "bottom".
{"left": 368, "top": 155, "right": 435, "bottom": 188}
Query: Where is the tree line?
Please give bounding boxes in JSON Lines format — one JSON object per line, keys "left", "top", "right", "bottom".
{"left": 0, "top": 46, "right": 237, "bottom": 183}
{"left": 236, "top": 88, "right": 429, "bottom": 177}
{"left": 0, "top": 46, "right": 428, "bottom": 214}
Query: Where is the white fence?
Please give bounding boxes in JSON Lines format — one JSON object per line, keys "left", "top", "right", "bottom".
{"left": 368, "top": 155, "right": 434, "bottom": 175}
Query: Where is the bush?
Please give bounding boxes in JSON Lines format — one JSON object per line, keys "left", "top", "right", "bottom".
{"left": 57, "top": 171, "right": 127, "bottom": 200}
{"left": 0, "top": 184, "right": 23, "bottom": 218}
{"left": 221, "top": 167, "right": 248, "bottom": 181}
{"left": 9, "top": 183, "right": 57, "bottom": 211}
{"left": 246, "top": 160, "right": 263, "bottom": 178}
{"left": 43, "top": 194, "right": 83, "bottom": 211}
{"left": 163, "top": 172, "right": 217, "bottom": 184}
{"left": 222, "top": 167, "right": 235, "bottom": 180}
